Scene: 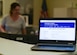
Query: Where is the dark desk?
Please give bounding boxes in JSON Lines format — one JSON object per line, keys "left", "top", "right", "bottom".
{"left": 0, "top": 32, "right": 38, "bottom": 44}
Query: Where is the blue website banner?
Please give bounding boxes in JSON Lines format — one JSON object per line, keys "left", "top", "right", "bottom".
{"left": 40, "top": 22, "right": 75, "bottom": 28}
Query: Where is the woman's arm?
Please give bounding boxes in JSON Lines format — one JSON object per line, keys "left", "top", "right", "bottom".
{"left": 0, "top": 16, "right": 7, "bottom": 33}
{"left": 0, "top": 25, "right": 6, "bottom": 33}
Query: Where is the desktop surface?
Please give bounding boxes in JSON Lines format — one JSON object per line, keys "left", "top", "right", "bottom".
{"left": 0, "top": 38, "right": 77, "bottom": 55}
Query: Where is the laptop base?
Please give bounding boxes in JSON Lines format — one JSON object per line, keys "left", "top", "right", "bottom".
{"left": 31, "top": 44, "right": 75, "bottom": 52}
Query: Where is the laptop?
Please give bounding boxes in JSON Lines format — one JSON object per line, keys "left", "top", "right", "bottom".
{"left": 31, "top": 18, "right": 76, "bottom": 52}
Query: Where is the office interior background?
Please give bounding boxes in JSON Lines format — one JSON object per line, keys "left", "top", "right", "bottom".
{"left": 0, "top": 0, "right": 77, "bottom": 27}
{"left": 0, "top": 0, "right": 77, "bottom": 54}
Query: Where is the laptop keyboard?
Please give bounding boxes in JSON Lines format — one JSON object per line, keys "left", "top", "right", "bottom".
{"left": 38, "top": 45, "right": 75, "bottom": 50}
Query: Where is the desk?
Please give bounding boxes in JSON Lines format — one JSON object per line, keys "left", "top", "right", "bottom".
{"left": 0, "top": 38, "right": 76, "bottom": 55}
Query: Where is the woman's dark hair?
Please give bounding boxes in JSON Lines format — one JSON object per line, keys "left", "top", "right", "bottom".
{"left": 10, "top": 2, "right": 20, "bottom": 15}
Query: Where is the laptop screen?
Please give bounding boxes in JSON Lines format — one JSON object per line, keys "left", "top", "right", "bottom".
{"left": 39, "top": 19, "right": 76, "bottom": 41}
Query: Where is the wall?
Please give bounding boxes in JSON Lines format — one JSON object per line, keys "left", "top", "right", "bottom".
{"left": 52, "top": 0, "right": 72, "bottom": 8}
{"left": 33, "top": 0, "right": 42, "bottom": 27}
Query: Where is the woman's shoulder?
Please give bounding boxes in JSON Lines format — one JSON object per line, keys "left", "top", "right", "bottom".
{"left": 2, "top": 15, "right": 10, "bottom": 21}
{"left": 19, "top": 15, "right": 26, "bottom": 23}
{"left": 19, "top": 15, "right": 24, "bottom": 18}
{"left": 19, "top": 15, "right": 24, "bottom": 20}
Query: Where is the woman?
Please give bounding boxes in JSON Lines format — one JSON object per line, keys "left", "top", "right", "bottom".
{"left": 0, "top": 2, "right": 26, "bottom": 34}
